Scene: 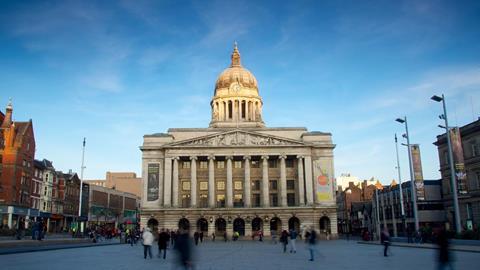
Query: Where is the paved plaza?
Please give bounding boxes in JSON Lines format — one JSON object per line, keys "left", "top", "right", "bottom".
{"left": 1, "top": 240, "right": 478, "bottom": 270}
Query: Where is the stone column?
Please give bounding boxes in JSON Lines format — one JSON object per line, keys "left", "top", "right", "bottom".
{"left": 190, "top": 156, "right": 197, "bottom": 208}
{"left": 172, "top": 157, "right": 179, "bottom": 207}
{"left": 279, "top": 155, "right": 287, "bottom": 207}
{"left": 226, "top": 156, "right": 233, "bottom": 208}
{"left": 245, "top": 218, "right": 252, "bottom": 237}
{"left": 243, "top": 155, "right": 251, "bottom": 208}
{"left": 304, "top": 155, "right": 314, "bottom": 205}
{"left": 208, "top": 155, "right": 216, "bottom": 208}
{"left": 245, "top": 100, "right": 249, "bottom": 120}
{"left": 297, "top": 156, "right": 305, "bottom": 206}
{"left": 252, "top": 102, "right": 256, "bottom": 121}
{"left": 261, "top": 155, "right": 270, "bottom": 207}
{"left": 164, "top": 157, "right": 172, "bottom": 207}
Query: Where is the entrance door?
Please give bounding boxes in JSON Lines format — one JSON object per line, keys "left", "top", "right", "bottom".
{"left": 233, "top": 218, "right": 245, "bottom": 236}
{"left": 215, "top": 218, "right": 226, "bottom": 234}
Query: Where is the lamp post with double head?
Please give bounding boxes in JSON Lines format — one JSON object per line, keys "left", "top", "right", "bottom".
{"left": 431, "top": 94, "right": 462, "bottom": 234}
{"left": 395, "top": 117, "right": 419, "bottom": 232}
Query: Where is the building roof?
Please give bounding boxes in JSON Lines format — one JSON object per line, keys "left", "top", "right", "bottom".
{"left": 434, "top": 118, "right": 480, "bottom": 145}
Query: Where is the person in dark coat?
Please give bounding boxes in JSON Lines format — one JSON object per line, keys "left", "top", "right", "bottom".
{"left": 380, "top": 228, "right": 390, "bottom": 257}
{"left": 307, "top": 227, "right": 317, "bottom": 261}
{"left": 158, "top": 228, "right": 169, "bottom": 259}
{"left": 199, "top": 231, "right": 204, "bottom": 243}
{"left": 194, "top": 231, "right": 200, "bottom": 246}
{"left": 280, "top": 230, "right": 289, "bottom": 253}
{"left": 437, "top": 227, "right": 452, "bottom": 270}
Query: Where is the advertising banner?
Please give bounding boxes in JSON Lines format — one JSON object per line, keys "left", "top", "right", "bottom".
{"left": 450, "top": 127, "right": 468, "bottom": 194}
{"left": 313, "top": 160, "right": 333, "bottom": 202}
{"left": 147, "top": 163, "right": 160, "bottom": 201}
{"left": 410, "top": 144, "right": 425, "bottom": 201}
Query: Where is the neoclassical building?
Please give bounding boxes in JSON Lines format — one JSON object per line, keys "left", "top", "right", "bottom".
{"left": 140, "top": 44, "right": 337, "bottom": 238}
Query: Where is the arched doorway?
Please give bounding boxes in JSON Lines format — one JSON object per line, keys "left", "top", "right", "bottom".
{"left": 270, "top": 217, "right": 282, "bottom": 233}
{"left": 319, "top": 216, "right": 331, "bottom": 233}
{"left": 233, "top": 218, "right": 245, "bottom": 236}
{"left": 178, "top": 218, "right": 190, "bottom": 230}
{"left": 215, "top": 218, "right": 226, "bottom": 235}
{"left": 197, "top": 218, "right": 208, "bottom": 233}
{"left": 147, "top": 218, "right": 159, "bottom": 231}
{"left": 251, "top": 217, "right": 263, "bottom": 234}
{"left": 288, "top": 217, "right": 300, "bottom": 232}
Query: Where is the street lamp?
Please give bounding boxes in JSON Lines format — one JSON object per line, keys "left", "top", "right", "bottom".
{"left": 395, "top": 117, "right": 420, "bottom": 232}
{"left": 394, "top": 134, "right": 406, "bottom": 235}
{"left": 431, "top": 94, "right": 462, "bottom": 234}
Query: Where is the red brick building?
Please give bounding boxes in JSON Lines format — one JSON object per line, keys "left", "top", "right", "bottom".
{"left": 0, "top": 101, "right": 36, "bottom": 228}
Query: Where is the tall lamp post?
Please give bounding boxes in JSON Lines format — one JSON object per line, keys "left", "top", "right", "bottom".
{"left": 394, "top": 134, "right": 406, "bottom": 235}
{"left": 395, "top": 117, "right": 420, "bottom": 232}
{"left": 78, "top": 138, "right": 86, "bottom": 234}
{"left": 431, "top": 94, "right": 462, "bottom": 234}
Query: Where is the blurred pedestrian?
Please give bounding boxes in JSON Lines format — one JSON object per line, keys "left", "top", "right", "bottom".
{"left": 289, "top": 227, "right": 297, "bottom": 253}
{"left": 381, "top": 228, "right": 390, "bottom": 257}
{"left": 158, "top": 228, "right": 169, "bottom": 259}
{"left": 175, "top": 228, "right": 193, "bottom": 269}
{"left": 211, "top": 232, "right": 216, "bottom": 242}
{"left": 307, "top": 227, "right": 317, "bottom": 261}
{"left": 199, "top": 231, "right": 204, "bottom": 243}
{"left": 142, "top": 227, "right": 154, "bottom": 259}
{"left": 223, "top": 231, "right": 227, "bottom": 242}
{"left": 437, "top": 227, "right": 453, "bottom": 270}
{"left": 194, "top": 231, "right": 200, "bottom": 246}
{"left": 280, "top": 230, "right": 289, "bottom": 253}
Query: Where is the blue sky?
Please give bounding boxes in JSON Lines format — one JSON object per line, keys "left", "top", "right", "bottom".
{"left": 1, "top": 0, "right": 479, "bottom": 183}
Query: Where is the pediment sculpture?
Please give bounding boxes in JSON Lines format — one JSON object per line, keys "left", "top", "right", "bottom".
{"left": 172, "top": 131, "right": 303, "bottom": 147}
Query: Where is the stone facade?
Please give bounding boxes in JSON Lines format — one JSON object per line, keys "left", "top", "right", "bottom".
{"left": 140, "top": 44, "right": 337, "bottom": 238}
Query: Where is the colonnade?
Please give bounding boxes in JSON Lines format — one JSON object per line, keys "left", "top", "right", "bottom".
{"left": 212, "top": 98, "right": 262, "bottom": 122}
{"left": 161, "top": 155, "right": 315, "bottom": 208}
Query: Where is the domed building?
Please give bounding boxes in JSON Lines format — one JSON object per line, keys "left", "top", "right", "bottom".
{"left": 140, "top": 44, "right": 337, "bottom": 239}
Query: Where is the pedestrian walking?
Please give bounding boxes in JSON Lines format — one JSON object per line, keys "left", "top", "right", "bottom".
{"left": 381, "top": 228, "right": 390, "bottom": 257}
{"left": 223, "top": 231, "right": 227, "bottom": 242}
{"left": 307, "top": 227, "right": 317, "bottom": 261}
{"left": 437, "top": 226, "right": 453, "bottom": 270}
{"left": 158, "top": 228, "right": 169, "bottom": 259}
{"left": 199, "top": 231, "right": 204, "bottom": 243}
{"left": 289, "top": 228, "right": 298, "bottom": 253}
{"left": 194, "top": 231, "right": 200, "bottom": 245}
{"left": 211, "top": 232, "right": 216, "bottom": 242}
{"left": 142, "top": 227, "right": 154, "bottom": 259}
{"left": 280, "top": 230, "right": 289, "bottom": 253}
{"left": 259, "top": 230, "right": 263, "bottom": 242}
{"left": 175, "top": 228, "right": 194, "bottom": 269}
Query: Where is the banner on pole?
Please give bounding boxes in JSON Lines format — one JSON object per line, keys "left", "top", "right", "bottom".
{"left": 450, "top": 127, "right": 468, "bottom": 194}
{"left": 410, "top": 144, "right": 425, "bottom": 201}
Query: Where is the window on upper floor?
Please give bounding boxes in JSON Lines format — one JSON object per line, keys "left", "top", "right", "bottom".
{"left": 287, "top": 193, "right": 296, "bottom": 206}
{"left": 199, "top": 161, "right": 207, "bottom": 169}
{"left": 252, "top": 180, "right": 260, "bottom": 191}
{"left": 286, "top": 159, "right": 294, "bottom": 168}
{"left": 217, "top": 161, "right": 225, "bottom": 169}
{"left": 476, "top": 171, "right": 480, "bottom": 190}
{"left": 251, "top": 160, "right": 260, "bottom": 168}
{"left": 234, "top": 161, "right": 242, "bottom": 169}
{"left": 287, "top": 180, "right": 295, "bottom": 190}
{"left": 182, "top": 161, "right": 190, "bottom": 169}
{"left": 471, "top": 140, "right": 479, "bottom": 157}
{"left": 268, "top": 159, "right": 278, "bottom": 168}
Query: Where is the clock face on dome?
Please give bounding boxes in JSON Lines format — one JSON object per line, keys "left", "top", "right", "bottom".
{"left": 230, "top": 83, "right": 241, "bottom": 92}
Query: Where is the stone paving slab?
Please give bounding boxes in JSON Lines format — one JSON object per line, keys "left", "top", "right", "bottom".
{"left": 358, "top": 241, "right": 480, "bottom": 253}
{"left": 0, "top": 239, "right": 121, "bottom": 255}
{"left": 0, "top": 240, "right": 478, "bottom": 270}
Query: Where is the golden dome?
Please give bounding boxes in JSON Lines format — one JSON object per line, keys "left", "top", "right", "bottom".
{"left": 214, "top": 43, "right": 258, "bottom": 94}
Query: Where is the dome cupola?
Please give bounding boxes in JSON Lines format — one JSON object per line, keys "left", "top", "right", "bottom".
{"left": 209, "top": 43, "right": 265, "bottom": 128}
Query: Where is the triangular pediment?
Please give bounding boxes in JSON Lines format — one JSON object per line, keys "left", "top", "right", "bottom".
{"left": 167, "top": 130, "right": 305, "bottom": 147}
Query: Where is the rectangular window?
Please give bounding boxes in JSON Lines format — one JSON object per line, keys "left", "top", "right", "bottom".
{"left": 268, "top": 159, "right": 278, "bottom": 168}
{"left": 216, "top": 194, "right": 225, "bottom": 207}
{"left": 287, "top": 193, "right": 296, "bottom": 206}
{"left": 287, "top": 180, "right": 295, "bottom": 190}
{"left": 182, "top": 181, "right": 191, "bottom": 191}
{"left": 217, "top": 161, "right": 225, "bottom": 169}
{"left": 199, "top": 194, "right": 208, "bottom": 208}
{"left": 252, "top": 180, "right": 260, "bottom": 191}
{"left": 476, "top": 172, "right": 480, "bottom": 190}
{"left": 252, "top": 194, "right": 261, "bottom": 207}
{"left": 199, "top": 161, "right": 208, "bottom": 169}
{"left": 472, "top": 142, "right": 479, "bottom": 157}
{"left": 286, "top": 159, "right": 294, "bottom": 168}
{"left": 234, "top": 194, "right": 243, "bottom": 207}
{"left": 182, "top": 161, "right": 191, "bottom": 169}
{"left": 217, "top": 181, "right": 225, "bottom": 190}
{"left": 251, "top": 160, "right": 260, "bottom": 168}
{"left": 270, "top": 194, "right": 278, "bottom": 207}
{"left": 200, "top": 182, "right": 208, "bottom": 191}
{"left": 269, "top": 180, "right": 278, "bottom": 190}
{"left": 234, "top": 161, "right": 242, "bottom": 169}
{"left": 181, "top": 194, "right": 190, "bottom": 208}
{"left": 234, "top": 181, "right": 243, "bottom": 190}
